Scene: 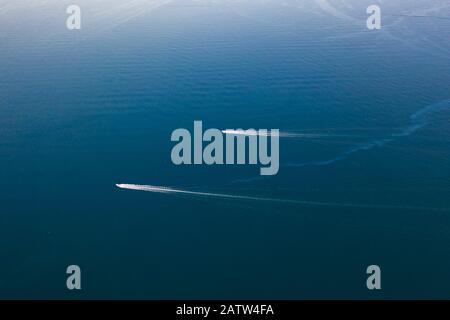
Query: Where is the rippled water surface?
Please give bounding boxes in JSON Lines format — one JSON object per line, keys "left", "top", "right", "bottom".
{"left": 1, "top": 0, "right": 450, "bottom": 298}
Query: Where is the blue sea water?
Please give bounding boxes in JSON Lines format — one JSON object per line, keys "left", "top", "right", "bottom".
{"left": 1, "top": 0, "right": 450, "bottom": 299}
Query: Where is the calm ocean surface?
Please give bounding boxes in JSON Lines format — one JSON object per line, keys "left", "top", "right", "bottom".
{"left": 1, "top": 0, "right": 450, "bottom": 298}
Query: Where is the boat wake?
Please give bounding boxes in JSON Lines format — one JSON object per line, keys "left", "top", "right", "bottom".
{"left": 287, "top": 99, "right": 450, "bottom": 167}
{"left": 116, "top": 183, "right": 449, "bottom": 212}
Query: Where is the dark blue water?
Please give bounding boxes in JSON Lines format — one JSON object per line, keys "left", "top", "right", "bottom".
{"left": 1, "top": 0, "right": 450, "bottom": 299}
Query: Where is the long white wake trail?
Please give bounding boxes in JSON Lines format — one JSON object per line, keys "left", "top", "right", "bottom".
{"left": 221, "top": 130, "right": 339, "bottom": 138}
{"left": 115, "top": 184, "right": 449, "bottom": 212}
{"left": 116, "top": 184, "right": 274, "bottom": 201}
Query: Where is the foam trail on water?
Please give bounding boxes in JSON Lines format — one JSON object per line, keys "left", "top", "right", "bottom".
{"left": 288, "top": 99, "right": 450, "bottom": 167}
{"left": 116, "top": 184, "right": 449, "bottom": 212}
{"left": 117, "top": 183, "right": 275, "bottom": 201}
{"left": 222, "top": 129, "right": 334, "bottom": 138}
